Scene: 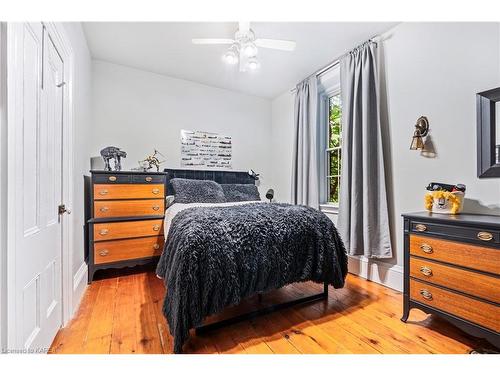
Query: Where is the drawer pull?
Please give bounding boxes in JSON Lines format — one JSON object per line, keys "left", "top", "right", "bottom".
{"left": 420, "top": 243, "right": 433, "bottom": 254}
{"left": 108, "top": 176, "right": 117, "bottom": 182}
{"left": 145, "top": 177, "right": 153, "bottom": 182}
{"left": 99, "top": 206, "right": 109, "bottom": 212}
{"left": 153, "top": 225, "right": 160, "bottom": 231}
{"left": 152, "top": 188, "right": 160, "bottom": 194}
{"left": 99, "top": 189, "right": 109, "bottom": 196}
{"left": 152, "top": 205, "right": 160, "bottom": 211}
{"left": 477, "top": 231, "right": 493, "bottom": 241}
{"left": 99, "top": 249, "right": 109, "bottom": 256}
{"left": 415, "top": 224, "right": 427, "bottom": 232}
{"left": 153, "top": 243, "right": 160, "bottom": 250}
{"left": 99, "top": 229, "right": 109, "bottom": 236}
{"left": 419, "top": 266, "right": 433, "bottom": 276}
{"left": 419, "top": 289, "right": 433, "bottom": 300}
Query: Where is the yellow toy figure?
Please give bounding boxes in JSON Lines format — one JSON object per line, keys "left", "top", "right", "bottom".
{"left": 424, "top": 191, "right": 464, "bottom": 214}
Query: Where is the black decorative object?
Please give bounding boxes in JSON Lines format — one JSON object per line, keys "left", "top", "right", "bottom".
{"left": 266, "top": 188, "right": 274, "bottom": 202}
{"left": 248, "top": 169, "right": 260, "bottom": 180}
{"left": 100, "top": 146, "right": 127, "bottom": 171}
{"left": 477, "top": 87, "right": 500, "bottom": 178}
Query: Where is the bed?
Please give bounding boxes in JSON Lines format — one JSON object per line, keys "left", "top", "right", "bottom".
{"left": 156, "top": 169, "right": 348, "bottom": 353}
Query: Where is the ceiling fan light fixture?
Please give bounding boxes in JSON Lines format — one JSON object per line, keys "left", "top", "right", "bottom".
{"left": 242, "top": 42, "right": 258, "bottom": 57}
{"left": 222, "top": 46, "right": 239, "bottom": 65}
{"left": 246, "top": 57, "right": 260, "bottom": 71}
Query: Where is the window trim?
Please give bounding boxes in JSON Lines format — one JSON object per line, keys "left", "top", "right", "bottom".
{"left": 320, "top": 87, "right": 341, "bottom": 207}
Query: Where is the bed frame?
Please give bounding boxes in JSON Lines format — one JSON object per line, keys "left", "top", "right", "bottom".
{"left": 164, "top": 168, "right": 329, "bottom": 334}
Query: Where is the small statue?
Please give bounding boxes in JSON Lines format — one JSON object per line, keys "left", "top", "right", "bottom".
{"left": 100, "top": 146, "right": 127, "bottom": 171}
{"left": 136, "top": 149, "right": 166, "bottom": 172}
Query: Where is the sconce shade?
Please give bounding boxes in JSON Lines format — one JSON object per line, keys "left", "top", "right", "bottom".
{"left": 410, "top": 131, "right": 425, "bottom": 150}
{"left": 410, "top": 116, "right": 429, "bottom": 150}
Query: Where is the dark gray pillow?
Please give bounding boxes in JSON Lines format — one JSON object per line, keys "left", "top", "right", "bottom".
{"left": 171, "top": 178, "right": 226, "bottom": 204}
{"left": 221, "top": 184, "right": 261, "bottom": 202}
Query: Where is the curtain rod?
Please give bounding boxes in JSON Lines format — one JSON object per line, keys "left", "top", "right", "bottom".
{"left": 290, "top": 36, "right": 380, "bottom": 93}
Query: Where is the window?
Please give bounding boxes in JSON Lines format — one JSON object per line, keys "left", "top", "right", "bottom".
{"left": 326, "top": 93, "right": 342, "bottom": 204}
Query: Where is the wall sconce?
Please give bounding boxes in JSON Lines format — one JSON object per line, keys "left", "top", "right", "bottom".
{"left": 410, "top": 116, "right": 429, "bottom": 150}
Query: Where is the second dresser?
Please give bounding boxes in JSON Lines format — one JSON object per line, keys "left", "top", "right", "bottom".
{"left": 86, "top": 170, "right": 167, "bottom": 283}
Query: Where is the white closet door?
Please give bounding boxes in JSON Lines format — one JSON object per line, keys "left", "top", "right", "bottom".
{"left": 12, "top": 22, "right": 65, "bottom": 350}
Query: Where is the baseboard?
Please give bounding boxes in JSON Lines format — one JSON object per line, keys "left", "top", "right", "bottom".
{"left": 72, "top": 262, "right": 88, "bottom": 315}
{"left": 347, "top": 255, "right": 403, "bottom": 291}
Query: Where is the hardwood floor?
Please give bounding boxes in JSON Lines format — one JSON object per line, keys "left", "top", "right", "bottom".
{"left": 49, "top": 266, "right": 494, "bottom": 354}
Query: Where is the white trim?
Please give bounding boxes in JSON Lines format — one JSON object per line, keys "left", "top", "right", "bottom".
{"left": 319, "top": 203, "right": 339, "bottom": 215}
{"left": 43, "top": 22, "right": 75, "bottom": 327}
{"left": 73, "top": 262, "right": 87, "bottom": 293}
{"left": 347, "top": 255, "right": 403, "bottom": 292}
{"left": 72, "top": 262, "right": 87, "bottom": 316}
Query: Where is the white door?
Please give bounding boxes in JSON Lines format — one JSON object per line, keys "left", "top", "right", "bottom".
{"left": 11, "top": 22, "right": 65, "bottom": 350}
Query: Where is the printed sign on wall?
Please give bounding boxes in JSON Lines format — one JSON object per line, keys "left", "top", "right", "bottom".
{"left": 180, "top": 130, "right": 232, "bottom": 169}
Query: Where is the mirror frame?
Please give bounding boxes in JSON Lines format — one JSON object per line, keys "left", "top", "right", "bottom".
{"left": 477, "top": 87, "right": 500, "bottom": 178}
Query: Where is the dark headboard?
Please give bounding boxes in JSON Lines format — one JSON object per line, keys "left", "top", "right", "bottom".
{"left": 164, "top": 168, "right": 255, "bottom": 195}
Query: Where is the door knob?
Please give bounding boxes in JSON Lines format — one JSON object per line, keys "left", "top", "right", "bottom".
{"left": 58, "top": 204, "right": 71, "bottom": 215}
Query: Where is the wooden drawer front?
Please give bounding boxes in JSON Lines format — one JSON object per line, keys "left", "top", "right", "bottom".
{"left": 94, "top": 199, "right": 164, "bottom": 218}
{"left": 132, "top": 174, "right": 166, "bottom": 184}
{"left": 93, "top": 219, "right": 164, "bottom": 241}
{"left": 411, "top": 221, "right": 499, "bottom": 245}
{"left": 94, "top": 236, "right": 164, "bottom": 264}
{"left": 94, "top": 184, "right": 164, "bottom": 200}
{"left": 410, "top": 279, "right": 500, "bottom": 332}
{"left": 410, "top": 257, "right": 500, "bottom": 304}
{"left": 93, "top": 174, "right": 131, "bottom": 184}
{"left": 410, "top": 235, "right": 500, "bottom": 275}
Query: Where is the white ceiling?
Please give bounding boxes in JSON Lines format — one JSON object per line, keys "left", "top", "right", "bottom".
{"left": 82, "top": 22, "right": 397, "bottom": 98}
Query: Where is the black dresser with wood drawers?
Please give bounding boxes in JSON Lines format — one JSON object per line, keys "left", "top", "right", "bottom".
{"left": 402, "top": 212, "right": 500, "bottom": 347}
{"left": 85, "top": 171, "right": 167, "bottom": 283}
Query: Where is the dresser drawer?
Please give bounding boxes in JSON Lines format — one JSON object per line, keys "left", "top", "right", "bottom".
{"left": 410, "top": 235, "right": 500, "bottom": 275}
{"left": 411, "top": 221, "right": 499, "bottom": 245}
{"left": 93, "top": 174, "right": 131, "bottom": 184}
{"left": 94, "top": 199, "right": 164, "bottom": 218}
{"left": 93, "top": 219, "right": 164, "bottom": 241}
{"left": 132, "top": 174, "right": 166, "bottom": 184}
{"left": 94, "top": 184, "right": 164, "bottom": 200}
{"left": 410, "top": 257, "right": 500, "bottom": 304}
{"left": 410, "top": 279, "right": 499, "bottom": 332}
{"left": 94, "top": 236, "right": 164, "bottom": 264}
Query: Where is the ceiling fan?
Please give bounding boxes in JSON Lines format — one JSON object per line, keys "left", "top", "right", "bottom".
{"left": 192, "top": 22, "right": 296, "bottom": 72}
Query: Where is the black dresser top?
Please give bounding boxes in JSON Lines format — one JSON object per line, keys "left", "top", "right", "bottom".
{"left": 403, "top": 211, "right": 500, "bottom": 227}
{"left": 90, "top": 170, "right": 167, "bottom": 175}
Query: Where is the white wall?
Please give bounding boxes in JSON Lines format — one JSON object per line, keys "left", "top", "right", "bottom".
{"left": 0, "top": 22, "right": 7, "bottom": 349}
{"left": 62, "top": 23, "right": 93, "bottom": 314}
{"left": 381, "top": 22, "right": 500, "bottom": 269}
{"left": 270, "top": 91, "right": 295, "bottom": 203}
{"left": 270, "top": 22, "right": 500, "bottom": 290}
{"left": 91, "top": 60, "right": 273, "bottom": 194}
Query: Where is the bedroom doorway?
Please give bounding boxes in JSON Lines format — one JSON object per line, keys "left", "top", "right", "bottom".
{"left": 6, "top": 22, "right": 72, "bottom": 351}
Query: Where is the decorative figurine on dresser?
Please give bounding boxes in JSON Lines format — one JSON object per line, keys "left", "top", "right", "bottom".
{"left": 401, "top": 212, "right": 500, "bottom": 348}
{"left": 85, "top": 170, "right": 167, "bottom": 283}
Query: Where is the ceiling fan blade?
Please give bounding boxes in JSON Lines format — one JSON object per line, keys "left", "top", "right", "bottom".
{"left": 238, "top": 22, "right": 250, "bottom": 33}
{"left": 191, "top": 38, "right": 234, "bottom": 45}
{"left": 255, "top": 38, "right": 296, "bottom": 51}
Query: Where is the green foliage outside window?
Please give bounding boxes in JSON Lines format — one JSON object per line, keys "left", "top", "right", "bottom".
{"left": 328, "top": 95, "right": 342, "bottom": 204}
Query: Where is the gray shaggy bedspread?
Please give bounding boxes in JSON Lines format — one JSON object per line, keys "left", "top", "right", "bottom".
{"left": 155, "top": 203, "right": 348, "bottom": 353}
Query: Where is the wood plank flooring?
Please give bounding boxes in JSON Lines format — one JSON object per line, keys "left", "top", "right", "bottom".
{"left": 49, "top": 266, "right": 495, "bottom": 354}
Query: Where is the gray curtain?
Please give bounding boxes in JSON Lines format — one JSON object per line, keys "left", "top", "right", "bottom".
{"left": 291, "top": 77, "right": 319, "bottom": 209}
{"left": 337, "top": 41, "right": 392, "bottom": 258}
